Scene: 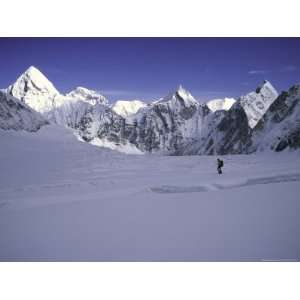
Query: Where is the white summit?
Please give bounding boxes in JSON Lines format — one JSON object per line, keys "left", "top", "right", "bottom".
{"left": 7, "top": 66, "right": 60, "bottom": 113}
{"left": 206, "top": 97, "right": 236, "bottom": 112}
{"left": 157, "top": 85, "right": 199, "bottom": 107}
{"left": 6, "top": 66, "right": 109, "bottom": 127}
{"left": 66, "top": 87, "right": 108, "bottom": 106}
{"left": 112, "top": 100, "right": 147, "bottom": 118}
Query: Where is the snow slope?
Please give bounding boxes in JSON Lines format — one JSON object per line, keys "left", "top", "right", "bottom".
{"left": 206, "top": 97, "right": 236, "bottom": 112}
{"left": 0, "top": 125, "right": 299, "bottom": 261}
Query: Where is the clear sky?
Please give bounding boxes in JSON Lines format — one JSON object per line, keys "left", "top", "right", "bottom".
{"left": 0, "top": 38, "right": 300, "bottom": 102}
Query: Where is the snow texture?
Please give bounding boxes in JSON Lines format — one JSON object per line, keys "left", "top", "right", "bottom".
{"left": 0, "top": 125, "right": 299, "bottom": 261}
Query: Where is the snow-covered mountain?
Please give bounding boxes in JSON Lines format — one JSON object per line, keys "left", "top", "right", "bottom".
{"left": 6, "top": 66, "right": 109, "bottom": 128}
{"left": 179, "top": 81, "right": 286, "bottom": 155}
{"left": 0, "top": 90, "right": 48, "bottom": 131}
{"left": 76, "top": 85, "right": 208, "bottom": 153}
{"left": 66, "top": 86, "right": 108, "bottom": 106}
{"left": 124, "top": 86, "right": 208, "bottom": 153}
{"left": 239, "top": 80, "right": 278, "bottom": 128}
{"left": 3, "top": 66, "right": 300, "bottom": 155}
{"left": 7, "top": 66, "right": 60, "bottom": 114}
{"left": 206, "top": 97, "right": 236, "bottom": 112}
{"left": 250, "top": 84, "right": 300, "bottom": 152}
{"left": 181, "top": 102, "right": 251, "bottom": 155}
{"left": 112, "top": 100, "right": 147, "bottom": 118}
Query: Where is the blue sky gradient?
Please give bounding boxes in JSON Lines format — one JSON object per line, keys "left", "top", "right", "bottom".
{"left": 0, "top": 38, "right": 299, "bottom": 102}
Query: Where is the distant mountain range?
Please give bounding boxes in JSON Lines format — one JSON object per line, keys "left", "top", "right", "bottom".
{"left": 1, "top": 66, "right": 299, "bottom": 154}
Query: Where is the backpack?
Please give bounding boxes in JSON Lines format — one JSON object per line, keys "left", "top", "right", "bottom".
{"left": 219, "top": 160, "right": 224, "bottom": 167}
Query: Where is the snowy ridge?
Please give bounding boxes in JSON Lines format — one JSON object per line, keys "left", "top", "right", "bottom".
{"left": 0, "top": 90, "right": 48, "bottom": 131}
{"left": 251, "top": 84, "right": 300, "bottom": 152}
{"left": 157, "top": 85, "right": 199, "bottom": 107}
{"left": 239, "top": 80, "right": 278, "bottom": 128}
{"left": 66, "top": 87, "right": 108, "bottom": 106}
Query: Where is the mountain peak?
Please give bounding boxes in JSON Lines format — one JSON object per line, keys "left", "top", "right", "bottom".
{"left": 7, "top": 66, "right": 60, "bottom": 113}
{"left": 24, "top": 65, "right": 42, "bottom": 76}
{"left": 112, "top": 100, "right": 147, "bottom": 118}
{"left": 158, "top": 85, "right": 199, "bottom": 107}
{"left": 177, "top": 84, "right": 185, "bottom": 91}
{"left": 10, "top": 65, "right": 59, "bottom": 97}
{"left": 66, "top": 86, "right": 108, "bottom": 105}
{"left": 239, "top": 80, "right": 279, "bottom": 128}
{"left": 255, "top": 80, "right": 276, "bottom": 95}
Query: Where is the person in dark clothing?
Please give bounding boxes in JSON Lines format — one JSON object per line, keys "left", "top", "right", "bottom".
{"left": 217, "top": 158, "right": 224, "bottom": 174}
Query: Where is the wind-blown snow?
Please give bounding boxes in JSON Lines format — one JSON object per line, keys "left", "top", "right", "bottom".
{"left": 0, "top": 125, "right": 299, "bottom": 261}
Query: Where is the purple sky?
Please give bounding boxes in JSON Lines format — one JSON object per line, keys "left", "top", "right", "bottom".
{"left": 0, "top": 38, "right": 300, "bottom": 102}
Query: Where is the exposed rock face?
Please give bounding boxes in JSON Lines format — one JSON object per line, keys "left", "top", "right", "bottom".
{"left": 77, "top": 86, "right": 209, "bottom": 153}
{"left": 0, "top": 90, "right": 48, "bottom": 131}
{"left": 239, "top": 80, "right": 278, "bottom": 128}
{"left": 250, "top": 84, "right": 300, "bottom": 152}
{"left": 181, "top": 102, "right": 251, "bottom": 155}
{"left": 121, "top": 86, "right": 209, "bottom": 153}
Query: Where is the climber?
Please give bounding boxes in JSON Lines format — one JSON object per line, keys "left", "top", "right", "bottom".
{"left": 217, "top": 158, "right": 224, "bottom": 174}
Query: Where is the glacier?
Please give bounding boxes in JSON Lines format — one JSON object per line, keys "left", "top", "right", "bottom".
{"left": 0, "top": 124, "right": 299, "bottom": 261}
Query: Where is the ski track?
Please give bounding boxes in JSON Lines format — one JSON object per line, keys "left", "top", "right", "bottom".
{"left": 150, "top": 172, "right": 300, "bottom": 194}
